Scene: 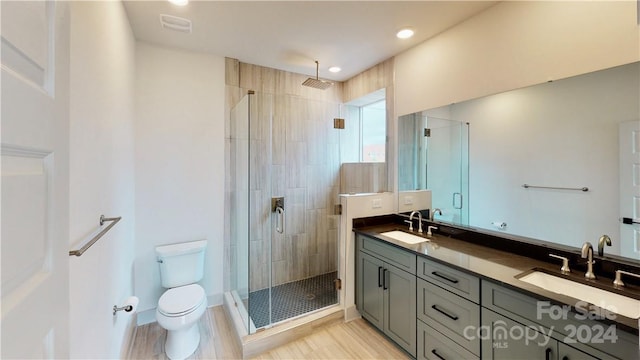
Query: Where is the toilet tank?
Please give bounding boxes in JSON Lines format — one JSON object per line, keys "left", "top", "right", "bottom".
{"left": 156, "top": 240, "right": 207, "bottom": 288}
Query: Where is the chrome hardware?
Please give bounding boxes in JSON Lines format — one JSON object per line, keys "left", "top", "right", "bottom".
{"left": 522, "top": 184, "right": 588, "bottom": 192}
{"left": 69, "top": 215, "right": 122, "bottom": 257}
{"left": 404, "top": 219, "right": 414, "bottom": 231}
{"left": 272, "top": 197, "right": 285, "bottom": 234}
{"left": 580, "top": 242, "right": 596, "bottom": 280}
{"left": 409, "top": 211, "right": 423, "bottom": 233}
{"left": 427, "top": 226, "right": 438, "bottom": 236}
{"left": 597, "top": 235, "right": 612, "bottom": 257}
{"left": 275, "top": 207, "right": 285, "bottom": 234}
{"left": 431, "top": 208, "right": 442, "bottom": 221}
{"left": 613, "top": 270, "right": 640, "bottom": 287}
{"left": 113, "top": 304, "right": 133, "bottom": 315}
{"left": 549, "top": 254, "right": 571, "bottom": 274}
{"left": 452, "top": 192, "right": 463, "bottom": 209}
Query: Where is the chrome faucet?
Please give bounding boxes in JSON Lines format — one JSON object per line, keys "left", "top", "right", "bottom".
{"left": 580, "top": 242, "right": 596, "bottom": 280}
{"left": 431, "top": 208, "right": 442, "bottom": 221}
{"left": 410, "top": 210, "right": 423, "bottom": 233}
{"left": 597, "top": 234, "right": 611, "bottom": 257}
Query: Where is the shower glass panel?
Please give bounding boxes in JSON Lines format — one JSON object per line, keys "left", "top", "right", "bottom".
{"left": 398, "top": 113, "right": 469, "bottom": 224}
{"left": 229, "top": 94, "right": 251, "bottom": 332}
{"left": 425, "top": 117, "right": 469, "bottom": 225}
{"left": 228, "top": 91, "right": 341, "bottom": 334}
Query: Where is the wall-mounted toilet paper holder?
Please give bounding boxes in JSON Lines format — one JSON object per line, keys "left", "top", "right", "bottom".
{"left": 113, "top": 296, "right": 139, "bottom": 315}
{"left": 113, "top": 304, "right": 133, "bottom": 315}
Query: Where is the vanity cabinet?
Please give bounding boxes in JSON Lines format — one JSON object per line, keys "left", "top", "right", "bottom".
{"left": 356, "top": 235, "right": 417, "bottom": 357}
{"left": 355, "top": 231, "right": 639, "bottom": 360}
{"left": 417, "top": 257, "right": 481, "bottom": 359}
{"left": 481, "top": 280, "right": 636, "bottom": 360}
{"left": 482, "top": 308, "right": 604, "bottom": 360}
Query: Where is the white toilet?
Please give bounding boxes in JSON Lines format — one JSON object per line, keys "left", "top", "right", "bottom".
{"left": 155, "top": 240, "right": 208, "bottom": 360}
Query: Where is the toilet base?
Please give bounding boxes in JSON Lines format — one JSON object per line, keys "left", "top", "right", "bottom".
{"left": 164, "top": 323, "right": 200, "bottom": 360}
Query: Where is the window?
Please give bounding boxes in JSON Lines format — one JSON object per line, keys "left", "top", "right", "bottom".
{"left": 360, "top": 100, "right": 386, "bottom": 162}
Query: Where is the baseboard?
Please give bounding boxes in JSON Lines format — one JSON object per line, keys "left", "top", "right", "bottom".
{"left": 136, "top": 308, "right": 157, "bottom": 326}
{"left": 344, "top": 304, "right": 361, "bottom": 322}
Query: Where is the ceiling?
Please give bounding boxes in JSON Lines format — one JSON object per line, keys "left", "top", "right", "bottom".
{"left": 122, "top": 1, "right": 497, "bottom": 81}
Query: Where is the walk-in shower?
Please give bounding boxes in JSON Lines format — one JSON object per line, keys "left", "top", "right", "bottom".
{"left": 226, "top": 90, "right": 342, "bottom": 334}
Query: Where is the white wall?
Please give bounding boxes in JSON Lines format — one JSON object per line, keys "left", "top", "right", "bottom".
{"left": 68, "top": 1, "right": 136, "bottom": 358}
{"left": 134, "top": 43, "right": 225, "bottom": 323}
{"left": 395, "top": 1, "right": 640, "bottom": 116}
{"left": 456, "top": 63, "right": 638, "bottom": 253}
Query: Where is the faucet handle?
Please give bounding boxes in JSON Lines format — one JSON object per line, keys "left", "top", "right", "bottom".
{"left": 549, "top": 254, "right": 571, "bottom": 274}
{"left": 614, "top": 269, "right": 640, "bottom": 287}
{"left": 404, "top": 219, "right": 414, "bottom": 231}
{"left": 427, "top": 226, "right": 438, "bottom": 236}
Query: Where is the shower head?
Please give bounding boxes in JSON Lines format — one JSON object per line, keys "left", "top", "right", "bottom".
{"left": 302, "top": 61, "right": 332, "bottom": 90}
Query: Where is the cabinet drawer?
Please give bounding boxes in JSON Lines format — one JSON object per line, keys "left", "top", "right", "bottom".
{"left": 418, "top": 279, "right": 480, "bottom": 355}
{"left": 359, "top": 235, "right": 416, "bottom": 274}
{"left": 482, "top": 279, "right": 638, "bottom": 360}
{"left": 417, "top": 256, "right": 479, "bottom": 302}
{"left": 418, "top": 320, "right": 478, "bottom": 360}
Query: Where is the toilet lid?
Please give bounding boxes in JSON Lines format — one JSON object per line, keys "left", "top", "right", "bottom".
{"left": 158, "top": 284, "right": 205, "bottom": 316}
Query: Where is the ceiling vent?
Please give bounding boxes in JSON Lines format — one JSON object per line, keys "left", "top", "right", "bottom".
{"left": 159, "top": 14, "right": 192, "bottom": 33}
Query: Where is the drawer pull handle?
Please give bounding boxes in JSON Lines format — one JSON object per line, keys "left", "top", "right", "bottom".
{"left": 383, "top": 269, "right": 388, "bottom": 290}
{"left": 378, "top": 266, "right": 383, "bottom": 288}
{"left": 431, "top": 271, "right": 459, "bottom": 284}
{"left": 431, "top": 304, "right": 459, "bottom": 321}
{"left": 545, "top": 348, "right": 552, "bottom": 360}
{"left": 431, "top": 349, "right": 446, "bottom": 360}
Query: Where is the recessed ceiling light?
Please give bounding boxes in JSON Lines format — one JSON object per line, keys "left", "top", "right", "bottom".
{"left": 168, "top": 0, "right": 189, "bottom": 6}
{"left": 328, "top": 66, "right": 341, "bottom": 73}
{"left": 396, "top": 28, "right": 415, "bottom": 39}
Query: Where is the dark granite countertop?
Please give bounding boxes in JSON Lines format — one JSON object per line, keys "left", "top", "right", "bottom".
{"left": 353, "top": 218, "right": 640, "bottom": 335}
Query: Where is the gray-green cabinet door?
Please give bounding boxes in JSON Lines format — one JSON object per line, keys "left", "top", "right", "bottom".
{"left": 557, "top": 343, "right": 599, "bottom": 360}
{"left": 359, "top": 251, "right": 384, "bottom": 331}
{"left": 482, "top": 308, "right": 557, "bottom": 360}
{"left": 384, "top": 262, "right": 417, "bottom": 357}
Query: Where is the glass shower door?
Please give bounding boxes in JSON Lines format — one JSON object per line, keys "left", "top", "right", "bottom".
{"left": 425, "top": 117, "right": 469, "bottom": 225}
{"left": 244, "top": 92, "right": 341, "bottom": 331}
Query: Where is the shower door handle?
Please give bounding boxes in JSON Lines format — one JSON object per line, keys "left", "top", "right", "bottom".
{"left": 275, "top": 206, "right": 285, "bottom": 234}
{"left": 452, "top": 192, "right": 463, "bottom": 210}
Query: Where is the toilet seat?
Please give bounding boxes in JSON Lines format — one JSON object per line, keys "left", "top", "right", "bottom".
{"left": 158, "top": 284, "right": 205, "bottom": 317}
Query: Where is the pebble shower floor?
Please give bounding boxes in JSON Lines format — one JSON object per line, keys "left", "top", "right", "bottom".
{"left": 248, "top": 271, "right": 338, "bottom": 329}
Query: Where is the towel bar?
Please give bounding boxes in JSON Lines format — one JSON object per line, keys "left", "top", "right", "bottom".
{"left": 69, "top": 215, "right": 121, "bottom": 257}
{"left": 522, "top": 184, "right": 588, "bottom": 192}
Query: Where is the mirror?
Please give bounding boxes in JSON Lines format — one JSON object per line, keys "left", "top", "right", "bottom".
{"left": 398, "top": 62, "right": 640, "bottom": 261}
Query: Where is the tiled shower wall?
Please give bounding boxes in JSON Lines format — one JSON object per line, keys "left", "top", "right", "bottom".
{"left": 225, "top": 59, "right": 344, "bottom": 291}
{"left": 224, "top": 58, "right": 394, "bottom": 293}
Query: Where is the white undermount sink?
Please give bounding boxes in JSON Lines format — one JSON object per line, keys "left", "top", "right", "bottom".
{"left": 380, "top": 230, "right": 430, "bottom": 245}
{"left": 518, "top": 271, "right": 640, "bottom": 319}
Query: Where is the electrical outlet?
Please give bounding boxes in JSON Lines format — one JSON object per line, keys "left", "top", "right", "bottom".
{"left": 404, "top": 196, "right": 413, "bottom": 205}
{"left": 372, "top": 198, "right": 382, "bottom": 209}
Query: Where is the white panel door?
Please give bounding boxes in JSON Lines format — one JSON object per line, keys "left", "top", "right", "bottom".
{"left": 1, "top": 1, "right": 70, "bottom": 358}
{"left": 619, "top": 120, "right": 640, "bottom": 260}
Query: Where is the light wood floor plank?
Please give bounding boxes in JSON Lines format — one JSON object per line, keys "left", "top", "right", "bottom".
{"left": 129, "top": 306, "right": 408, "bottom": 360}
